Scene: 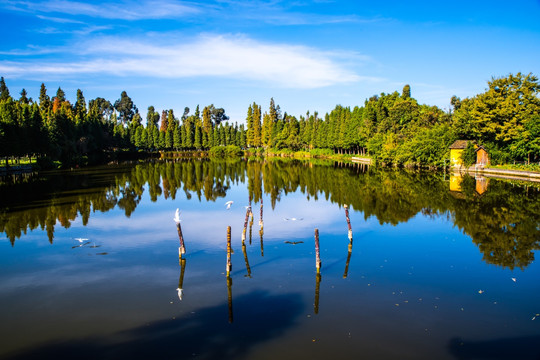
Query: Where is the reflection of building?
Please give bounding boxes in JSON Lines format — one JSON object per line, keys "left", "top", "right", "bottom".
{"left": 449, "top": 173, "right": 463, "bottom": 192}
{"left": 449, "top": 173, "right": 490, "bottom": 196}
{"left": 449, "top": 140, "right": 490, "bottom": 167}
{"left": 475, "top": 176, "right": 489, "bottom": 195}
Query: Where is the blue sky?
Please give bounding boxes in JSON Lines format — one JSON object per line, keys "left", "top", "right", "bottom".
{"left": 1, "top": 0, "right": 539, "bottom": 123}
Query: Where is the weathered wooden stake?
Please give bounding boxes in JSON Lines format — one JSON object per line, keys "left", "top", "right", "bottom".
{"left": 242, "top": 241, "right": 252, "bottom": 278}
{"left": 314, "top": 272, "right": 321, "bottom": 314}
{"left": 343, "top": 240, "right": 353, "bottom": 279}
{"left": 344, "top": 204, "right": 353, "bottom": 240}
{"left": 242, "top": 206, "right": 250, "bottom": 242}
{"left": 314, "top": 228, "right": 321, "bottom": 273}
{"left": 259, "top": 198, "right": 264, "bottom": 227}
{"left": 227, "top": 274, "right": 233, "bottom": 323}
{"left": 177, "top": 257, "right": 186, "bottom": 300}
{"left": 179, "top": 257, "right": 186, "bottom": 288}
{"left": 259, "top": 226, "right": 264, "bottom": 257}
{"left": 226, "top": 226, "right": 232, "bottom": 276}
{"left": 249, "top": 210, "right": 254, "bottom": 245}
{"left": 176, "top": 222, "right": 186, "bottom": 257}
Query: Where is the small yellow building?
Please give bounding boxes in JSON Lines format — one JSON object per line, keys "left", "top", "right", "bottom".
{"left": 449, "top": 140, "right": 490, "bottom": 167}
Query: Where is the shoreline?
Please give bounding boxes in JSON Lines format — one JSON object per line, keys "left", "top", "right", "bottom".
{"left": 454, "top": 166, "right": 540, "bottom": 183}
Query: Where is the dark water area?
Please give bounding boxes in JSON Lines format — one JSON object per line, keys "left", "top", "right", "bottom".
{"left": 1, "top": 159, "right": 539, "bottom": 360}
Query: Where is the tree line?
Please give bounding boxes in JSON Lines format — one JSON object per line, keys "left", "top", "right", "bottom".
{"left": 245, "top": 73, "right": 539, "bottom": 167}
{"left": 0, "top": 78, "right": 244, "bottom": 167}
{"left": 1, "top": 72, "right": 539, "bottom": 168}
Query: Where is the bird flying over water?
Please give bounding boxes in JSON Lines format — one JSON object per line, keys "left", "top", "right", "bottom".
{"left": 174, "top": 208, "right": 181, "bottom": 224}
{"left": 74, "top": 238, "right": 88, "bottom": 243}
{"left": 225, "top": 201, "right": 234, "bottom": 210}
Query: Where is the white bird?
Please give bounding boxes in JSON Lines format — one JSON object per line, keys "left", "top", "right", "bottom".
{"left": 74, "top": 238, "right": 88, "bottom": 243}
{"left": 225, "top": 201, "right": 234, "bottom": 210}
{"left": 511, "top": 277, "right": 517, "bottom": 282}
{"left": 177, "top": 288, "right": 183, "bottom": 301}
{"left": 173, "top": 208, "right": 181, "bottom": 224}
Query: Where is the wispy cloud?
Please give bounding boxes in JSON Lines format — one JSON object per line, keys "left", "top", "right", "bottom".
{"left": 4, "top": 0, "right": 202, "bottom": 20}
{"left": 36, "top": 14, "right": 85, "bottom": 23}
{"left": 0, "top": 33, "right": 366, "bottom": 88}
{"left": 4, "top": 0, "right": 382, "bottom": 26}
{"left": 215, "top": 0, "right": 376, "bottom": 26}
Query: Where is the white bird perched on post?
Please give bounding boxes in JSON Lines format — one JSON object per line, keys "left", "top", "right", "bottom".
{"left": 225, "top": 201, "right": 234, "bottom": 210}
{"left": 174, "top": 208, "right": 181, "bottom": 224}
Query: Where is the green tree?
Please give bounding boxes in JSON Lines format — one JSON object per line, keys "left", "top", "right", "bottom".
{"left": 146, "top": 106, "right": 160, "bottom": 128}
{"left": 0, "top": 77, "right": 10, "bottom": 101}
{"left": 74, "top": 89, "right": 87, "bottom": 123}
{"left": 402, "top": 84, "right": 411, "bottom": 99}
{"left": 39, "top": 83, "right": 50, "bottom": 117}
{"left": 453, "top": 73, "right": 540, "bottom": 159}
{"left": 114, "top": 91, "right": 137, "bottom": 124}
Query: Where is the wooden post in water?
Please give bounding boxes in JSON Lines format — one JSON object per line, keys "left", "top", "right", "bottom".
{"left": 344, "top": 204, "right": 353, "bottom": 240}
{"left": 314, "top": 272, "right": 321, "bottom": 314}
{"left": 227, "top": 273, "right": 233, "bottom": 323}
{"left": 177, "top": 257, "right": 186, "bottom": 300}
{"left": 259, "top": 199, "right": 264, "bottom": 256}
{"left": 174, "top": 209, "right": 186, "bottom": 257}
{"left": 177, "top": 222, "right": 186, "bottom": 258}
{"left": 226, "top": 226, "right": 232, "bottom": 276}
{"left": 259, "top": 198, "right": 264, "bottom": 227}
{"left": 314, "top": 228, "right": 321, "bottom": 273}
{"left": 226, "top": 226, "right": 233, "bottom": 323}
{"left": 249, "top": 208, "right": 254, "bottom": 245}
{"left": 343, "top": 239, "right": 353, "bottom": 279}
{"left": 242, "top": 240, "right": 252, "bottom": 278}
{"left": 259, "top": 226, "right": 264, "bottom": 257}
{"left": 242, "top": 206, "right": 251, "bottom": 242}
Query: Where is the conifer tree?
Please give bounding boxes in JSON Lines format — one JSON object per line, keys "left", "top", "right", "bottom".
{"left": 0, "top": 77, "right": 10, "bottom": 101}
{"left": 194, "top": 125, "right": 202, "bottom": 149}
{"left": 19, "top": 89, "right": 29, "bottom": 104}
{"left": 39, "top": 83, "right": 50, "bottom": 117}
{"left": 173, "top": 126, "right": 181, "bottom": 149}
{"left": 74, "top": 89, "right": 87, "bottom": 122}
{"left": 253, "top": 103, "right": 262, "bottom": 147}
{"left": 160, "top": 110, "right": 168, "bottom": 132}
{"left": 146, "top": 106, "right": 160, "bottom": 128}
{"left": 246, "top": 104, "right": 254, "bottom": 146}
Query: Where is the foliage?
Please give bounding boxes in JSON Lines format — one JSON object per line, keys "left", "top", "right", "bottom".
{"left": 460, "top": 141, "right": 477, "bottom": 167}
{"left": 453, "top": 72, "right": 540, "bottom": 163}
{"left": 1, "top": 72, "right": 538, "bottom": 170}
{"left": 208, "top": 145, "right": 243, "bottom": 157}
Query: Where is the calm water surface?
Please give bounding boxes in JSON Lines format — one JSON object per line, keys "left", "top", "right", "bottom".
{"left": 1, "top": 159, "right": 539, "bottom": 360}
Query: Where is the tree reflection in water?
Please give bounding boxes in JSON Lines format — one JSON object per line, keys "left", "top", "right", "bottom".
{"left": 1, "top": 159, "right": 539, "bottom": 269}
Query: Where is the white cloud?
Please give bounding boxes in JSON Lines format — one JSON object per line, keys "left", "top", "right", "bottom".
{"left": 0, "top": 33, "right": 366, "bottom": 89}
{"left": 6, "top": 0, "right": 201, "bottom": 20}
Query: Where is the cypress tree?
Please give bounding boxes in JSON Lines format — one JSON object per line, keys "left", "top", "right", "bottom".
{"left": 0, "top": 77, "right": 11, "bottom": 101}
{"left": 246, "top": 104, "right": 253, "bottom": 147}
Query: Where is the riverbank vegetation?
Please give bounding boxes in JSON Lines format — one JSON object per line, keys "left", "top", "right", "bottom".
{"left": 0, "top": 73, "right": 538, "bottom": 169}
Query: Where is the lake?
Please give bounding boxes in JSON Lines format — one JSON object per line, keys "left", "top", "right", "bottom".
{"left": 1, "top": 158, "right": 539, "bottom": 360}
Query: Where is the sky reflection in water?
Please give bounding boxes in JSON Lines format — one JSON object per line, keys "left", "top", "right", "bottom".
{"left": 1, "top": 159, "right": 539, "bottom": 360}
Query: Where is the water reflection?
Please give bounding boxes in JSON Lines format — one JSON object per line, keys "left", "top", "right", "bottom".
{"left": 449, "top": 172, "right": 490, "bottom": 195}
{"left": 177, "top": 257, "right": 186, "bottom": 301}
{"left": 2, "top": 291, "right": 303, "bottom": 360}
{"left": 1, "top": 159, "right": 539, "bottom": 269}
